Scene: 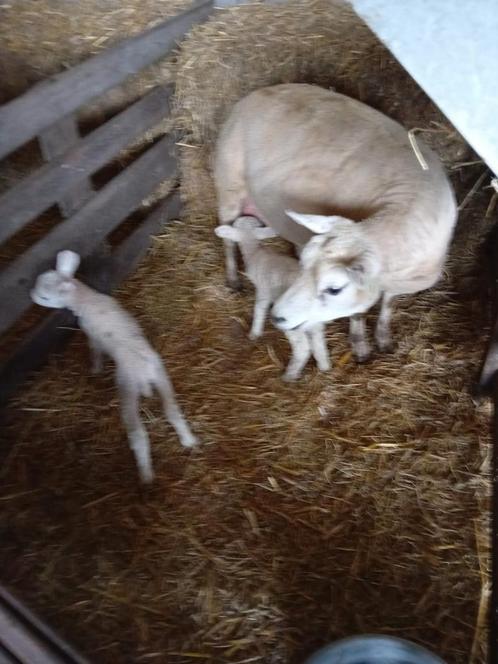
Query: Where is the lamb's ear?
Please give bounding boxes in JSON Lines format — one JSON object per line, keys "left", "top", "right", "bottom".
{"left": 252, "top": 227, "right": 278, "bottom": 240}
{"left": 214, "top": 225, "right": 241, "bottom": 241}
{"left": 285, "top": 210, "right": 354, "bottom": 234}
{"left": 56, "top": 250, "right": 80, "bottom": 277}
{"left": 345, "top": 248, "right": 381, "bottom": 285}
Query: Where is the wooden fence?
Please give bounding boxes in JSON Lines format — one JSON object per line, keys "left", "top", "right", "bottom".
{"left": 0, "top": 0, "right": 214, "bottom": 406}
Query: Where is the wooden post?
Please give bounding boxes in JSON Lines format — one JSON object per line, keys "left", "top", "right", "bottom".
{"left": 39, "top": 115, "right": 94, "bottom": 217}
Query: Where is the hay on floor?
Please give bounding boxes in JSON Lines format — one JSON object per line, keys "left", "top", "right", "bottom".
{"left": 0, "top": 2, "right": 494, "bottom": 663}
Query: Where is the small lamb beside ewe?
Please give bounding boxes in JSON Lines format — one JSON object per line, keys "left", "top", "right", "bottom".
{"left": 215, "top": 217, "right": 330, "bottom": 381}
{"left": 31, "top": 250, "right": 198, "bottom": 483}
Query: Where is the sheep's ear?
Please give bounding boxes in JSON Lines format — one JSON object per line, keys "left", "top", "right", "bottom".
{"left": 345, "top": 249, "right": 381, "bottom": 285}
{"left": 252, "top": 227, "right": 278, "bottom": 240}
{"left": 56, "top": 250, "right": 80, "bottom": 277}
{"left": 214, "top": 225, "right": 240, "bottom": 241}
{"left": 285, "top": 210, "right": 354, "bottom": 234}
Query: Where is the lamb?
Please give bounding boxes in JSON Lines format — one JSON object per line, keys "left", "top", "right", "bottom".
{"left": 214, "top": 217, "right": 330, "bottom": 381}
{"left": 30, "top": 250, "right": 198, "bottom": 483}
{"left": 214, "top": 83, "right": 457, "bottom": 361}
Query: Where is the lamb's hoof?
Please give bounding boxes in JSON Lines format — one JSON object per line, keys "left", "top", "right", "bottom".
{"left": 181, "top": 433, "right": 199, "bottom": 448}
{"left": 139, "top": 469, "right": 155, "bottom": 485}
{"left": 317, "top": 361, "right": 331, "bottom": 373}
{"left": 248, "top": 332, "right": 262, "bottom": 342}
{"left": 282, "top": 371, "right": 300, "bottom": 382}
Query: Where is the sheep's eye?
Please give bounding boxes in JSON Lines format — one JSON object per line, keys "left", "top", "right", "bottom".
{"left": 324, "top": 286, "right": 343, "bottom": 296}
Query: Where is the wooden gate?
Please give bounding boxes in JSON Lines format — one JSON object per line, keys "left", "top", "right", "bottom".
{"left": 0, "top": 0, "right": 213, "bottom": 407}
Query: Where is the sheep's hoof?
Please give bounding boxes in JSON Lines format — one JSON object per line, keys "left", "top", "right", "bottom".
{"left": 227, "top": 278, "right": 243, "bottom": 293}
{"left": 470, "top": 380, "right": 491, "bottom": 403}
{"left": 376, "top": 338, "right": 395, "bottom": 354}
{"left": 248, "top": 332, "right": 262, "bottom": 341}
{"left": 351, "top": 339, "right": 371, "bottom": 364}
{"left": 354, "top": 349, "right": 371, "bottom": 364}
{"left": 317, "top": 362, "right": 331, "bottom": 373}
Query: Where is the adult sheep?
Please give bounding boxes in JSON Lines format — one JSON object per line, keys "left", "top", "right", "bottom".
{"left": 213, "top": 83, "right": 457, "bottom": 361}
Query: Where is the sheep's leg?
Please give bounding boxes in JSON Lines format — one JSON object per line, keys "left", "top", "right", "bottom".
{"left": 249, "top": 297, "right": 271, "bottom": 340}
{"left": 89, "top": 338, "right": 104, "bottom": 374}
{"left": 223, "top": 238, "right": 241, "bottom": 292}
{"left": 215, "top": 137, "right": 247, "bottom": 291}
{"left": 156, "top": 371, "right": 198, "bottom": 448}
{"left": 349, "top": 315, "right": 371, "bottom": 363}
{"left": 375, "top": 293, "right": 395, "bottom": 352}
{"left": 283, "top": 330, "right": 312, "bottom": 381}
{"left": 119, "top": 385, "right": 154, "bottom": 484}
{"left": 217, "top": 188, "right": 244, "bottom": 291}
{"left": 308, "top": 324, "right": 330, "bottom": 372}
{"left": 479, "top": 339, "right": 498, "bottom": 391}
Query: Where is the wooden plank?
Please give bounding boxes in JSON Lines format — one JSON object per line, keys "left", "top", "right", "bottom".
{"left": 0, "top": 603, "right": 68, "bottom": 664}
{"left": 0, "top": 645, "right": 17, "bottom": 664}
{"left": 0, "top": 586, "right": 88, "bottom": 664}
{"left": 111, "top": 191, "right": 181, "bottom": 284}
{"left": 492, "top": 379, "right": 498, "bottom": 664}
{"left": 0, "top": 134, "right": 177, "bottom": 336}
{"left": 0, "top": 310, "right": 77, "bottom": 408}
{"left": 0, "top": 85, "right": 172, "bottom": 246}
{"left": 0, "top": 0, "right": 213, "bottom": 159}
{"left": 0, "top": 193, "right": 181, "bottom": 407}
{"left": 39, "top": 114, "right": 94, "bottom": 217}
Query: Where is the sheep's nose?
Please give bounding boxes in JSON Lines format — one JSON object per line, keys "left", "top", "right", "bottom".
{"left": 272, "top": 315, "right": 287, "bottom": 326}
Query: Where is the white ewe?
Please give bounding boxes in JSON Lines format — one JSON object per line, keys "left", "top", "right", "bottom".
{"left": 214, "top": 83, "right": 457, "bottom": 361}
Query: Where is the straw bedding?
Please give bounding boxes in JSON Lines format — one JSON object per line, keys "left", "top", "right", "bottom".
{"left": 0, "top": 2, "right": 495, "bottom": 663}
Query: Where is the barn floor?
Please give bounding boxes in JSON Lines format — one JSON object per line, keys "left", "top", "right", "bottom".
{"left": 0, "top": 2, "right": 495, "bottom": 663}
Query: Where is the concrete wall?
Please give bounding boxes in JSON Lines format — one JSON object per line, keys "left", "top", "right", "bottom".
{"left": 351, "top": 0, "right": 498, "bottom": 175}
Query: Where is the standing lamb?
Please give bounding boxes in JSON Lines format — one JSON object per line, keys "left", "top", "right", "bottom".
{"left": 214, "top": 83, "right": 457, "bottom": 361}
{"left": 215, "top": 217, "right": 330, "bottom": 381}
{"left": 31, "top": 250, "right": 198, "bottom": 483}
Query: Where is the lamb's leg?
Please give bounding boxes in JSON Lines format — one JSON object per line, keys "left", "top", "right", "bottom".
{"left": 156, "top": 371, "right": 198, "bottom": 448}
{"left": 349, "top": 315, "right": 371, "bottom": 363}
{"left": 249, "top": 297, "right": 271, "bottom": 340}
{"left": 89, "top": 338, "right": 104, "bottom": 374}
{"left": 375, "top": 293, "right": 395, "bottom": 352}
{"left": 308, "top": 324, "right": 331, "bottom": 372}
{"left": 119, "top": 385, "right": 154, "bottom": 484}
{"left": 283, "top": 329, "right": 312, "bottom": 381}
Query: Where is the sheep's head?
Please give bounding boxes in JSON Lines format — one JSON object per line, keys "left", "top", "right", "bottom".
{"left": 271, "top": 212, "right": 382, "bottom": 330}
{"left": 31, "top": 250, "right": 81, "bottom": 309}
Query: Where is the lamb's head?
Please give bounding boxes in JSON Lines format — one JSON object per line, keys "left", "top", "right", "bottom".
{"left": 214, "top": 216, "right": 277, "bottom": 244}
{"left": 31, "top": 250, "right": 81, "bottom": 309}
{"left": 271, "top": 212, "right": 382, "bottom": 330}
